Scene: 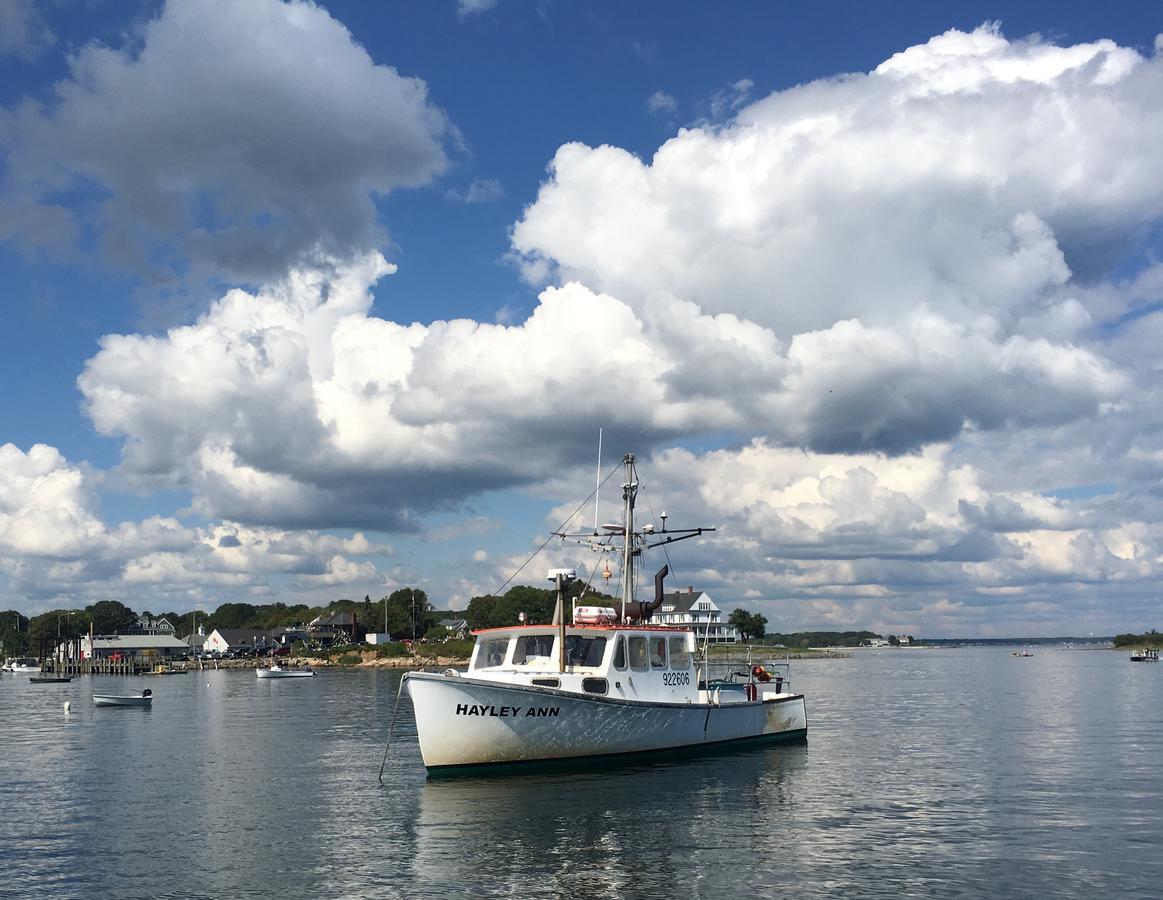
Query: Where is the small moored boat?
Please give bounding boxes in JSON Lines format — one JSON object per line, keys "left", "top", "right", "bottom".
{"left": 399, "top": 453, "right": 808, "bottom": 775}
{"left": 3, "top": 657, "right": 42, "bottom": 674}
{"left": 256, "top": 664, "right": 316, "bottom": 679}
{"left": 1130, "top": 648, "right": 1159, "bottom": 662}
{"left": 30, "top": 676, "right": 72, "bottom": 683}
{"left": 93, "top": 688, "right": 153, "bottom": 707}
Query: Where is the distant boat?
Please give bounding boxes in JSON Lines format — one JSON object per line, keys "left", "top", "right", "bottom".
{"left": 256, "top": 664, "right": 316, "bottom": 679}
{"left": 1129, "top": 648, "right": 1159, "bottom": 662}
{"left": 3, "top": 657, "right": 41, "bottom": 674}
{"left": 93, "top": 689, "right": 153, "bottom": 707}
{"left": 1012, "top": 650, "right": 1033, "bottom": 657}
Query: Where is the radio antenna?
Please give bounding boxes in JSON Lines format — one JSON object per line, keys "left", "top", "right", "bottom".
{"left": 594, "top": 427, "right": 603, "bottom": 533}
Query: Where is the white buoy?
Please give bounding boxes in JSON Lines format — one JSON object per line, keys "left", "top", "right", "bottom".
{"left": 63, "top": 701, "right": 71, "bottom": 713}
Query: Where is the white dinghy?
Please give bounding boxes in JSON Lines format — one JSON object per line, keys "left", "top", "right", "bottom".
{"left": 256, "top": 664, "right": 316, "bottom": 679}
{"left": 399, "top": 453, "right": 807, "bottom": 775}
{"left": 93, "top": 688, "right": 153, "bottom": 707}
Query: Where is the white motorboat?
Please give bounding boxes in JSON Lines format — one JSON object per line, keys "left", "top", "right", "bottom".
{"left": 1129, "top": 648, "right": 1159, "bottom": 662}
{"left": 3, "top": 657, "right": 41, "bottom": 674}
{"left": 256, "top": 664, "right": 316, "bottom": 679}
{"left": 400, "top": 453, "right": 807, "bottom": 774}
{"left": 93, "top": 689, "right": 153, "bottom": 707}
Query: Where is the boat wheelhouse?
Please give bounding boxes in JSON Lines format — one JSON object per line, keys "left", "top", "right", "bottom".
{"left": 397, "top": 452, "right": 807, "bottom": 774}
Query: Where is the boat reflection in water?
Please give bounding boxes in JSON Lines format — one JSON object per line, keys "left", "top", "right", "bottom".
{"left": 409, "top": 742, "right": 809, "bottom": 895}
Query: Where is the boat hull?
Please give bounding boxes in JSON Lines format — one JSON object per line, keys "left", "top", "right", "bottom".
{"left": 256, "top": 668, "right": 316, "bottom": 678}
{"left": 92, "top": 695, "right": 152, "bottom": 707}
{"left": 404, "top": 672, "right": 807, "bottom": 771}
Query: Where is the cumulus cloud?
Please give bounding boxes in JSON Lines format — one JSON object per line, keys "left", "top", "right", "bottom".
{"left": 513, "top": 26, "right": 1163, "bottom": 332}
{"left": 74, "top": 241, "right": 1131, "bottom": 528}
{"left": 0, "top": 442, "right": 391, "bottom": 612}
{"left": 0, "top": 444, "right": 104, "bottom": 557}
{"left": 1, "top": 0, "right": 449, "bottom": 282}
{"left": 0, "top": 0, "right": 53, "bottom": 59}
{"left": 13, "top": 23, "right": 1163, "bottom": 633}
{"left": 509, "top": 25, "right": 1163, "bottom": 453}
{"left": 632, "top": 441, "right": 1163, "bottom": 637}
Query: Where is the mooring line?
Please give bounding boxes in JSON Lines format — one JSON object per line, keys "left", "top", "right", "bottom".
{"left": 378, "top": 675, "right": 408, "bottom": 784}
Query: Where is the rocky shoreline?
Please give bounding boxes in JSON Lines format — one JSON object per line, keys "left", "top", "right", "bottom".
{"left": 192, "top": 646, "right": 850, "bottom": 671}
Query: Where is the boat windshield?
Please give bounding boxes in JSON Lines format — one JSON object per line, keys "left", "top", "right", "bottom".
{"left": 512, "top": 634, "right": 555, "bottom": 665}
{"left": 564, "top": 635, "right": 607, "bottom": 667}
{"left": 477, "top": 638, "right": 510, "bottom": 669}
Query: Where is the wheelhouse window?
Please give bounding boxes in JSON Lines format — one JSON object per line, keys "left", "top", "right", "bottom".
{"left": 513, "top": 634, "right": 556, "bottom": 665}
{"left": 478, "top": 638, "right": 510, "bottom": 669}
{"left": 650, "top": 636, "right": 667, "bottom": 669}
{"left": 564, "top": 635, "right": 607, "bottom": 667}
{"left": 613, "top": 637, "right": 627, "bottom": 670}
{"left": 669, "top": 636, "right": 690, "bottom": 669}
{"left": 628, "top": 636, "right": 648, "bottom": 671}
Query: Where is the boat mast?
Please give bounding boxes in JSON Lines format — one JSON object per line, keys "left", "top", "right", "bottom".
{"left": 620, "top": 453, "right": 637, "bottom": 621}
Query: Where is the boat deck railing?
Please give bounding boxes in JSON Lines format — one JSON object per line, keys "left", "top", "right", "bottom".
{"left": 699, "top": 656, "right": 792, "bottom": 693}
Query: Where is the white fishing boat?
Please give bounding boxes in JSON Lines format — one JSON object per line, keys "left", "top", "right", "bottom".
{"left": 1129, "top": 648, "right": 1159, "bottom": 662}
{"left": 256, "top": 664, "right": 316, "bottom": 679}
{"left": 399, "top": 453, "right": 808, "bottom": 774}
{"left": 3, "top": 657, "right": 41, "bottom": 674}
{"left": 93, "top": 688, "right": 153, "bottom": 707}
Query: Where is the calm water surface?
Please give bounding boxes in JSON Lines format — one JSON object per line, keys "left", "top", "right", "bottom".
{"left": 1, "top": 648, "right": 1160, "bottom": 898}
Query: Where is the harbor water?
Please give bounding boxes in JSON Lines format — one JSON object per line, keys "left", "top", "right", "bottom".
{"left": 1, "top": 647, "right": 1160, "bottom": 898}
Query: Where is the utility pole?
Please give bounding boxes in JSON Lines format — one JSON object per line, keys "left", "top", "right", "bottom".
{"left": 411, "top": 588, "right": 416, "bottom": 643}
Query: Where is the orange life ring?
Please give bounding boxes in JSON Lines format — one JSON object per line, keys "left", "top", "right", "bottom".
{"left": 751, "top": 665, "right": 771, "bottom": 683}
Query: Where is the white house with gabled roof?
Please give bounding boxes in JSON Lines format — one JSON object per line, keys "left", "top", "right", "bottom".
{"left": 652, "top": 587, "right": 738, "bottom": 643}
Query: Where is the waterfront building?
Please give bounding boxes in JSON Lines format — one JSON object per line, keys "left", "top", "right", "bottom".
{"left": 307, "top": 611, "right": 360, "bottom": 645}
{"left": 80, "top": 633, "right": 191, "bottom": 660}
{"left": 652, "top": 588, "right": 739, "bottom": 643}
{"left": 202, "top": 628, "right": 277, "bottom": 655}
{"left": 437, "top": 618, "right": 469, "bottom": 640}
{"left": 130, "top": 615, "right": 177, "bottom": 635}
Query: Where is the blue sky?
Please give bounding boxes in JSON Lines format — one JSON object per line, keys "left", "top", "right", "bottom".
{"left": 2, "top": 0, "right": 1163, "bottom": 637}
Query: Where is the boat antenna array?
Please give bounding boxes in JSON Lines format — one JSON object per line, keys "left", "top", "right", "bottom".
{"left": 554, "top": 453, "right": 715, "bottom": 623}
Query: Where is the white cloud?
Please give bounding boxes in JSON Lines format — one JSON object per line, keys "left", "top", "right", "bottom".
{"left": 457, "top": 0, "right": 498, "bottom": 19}
{"left": 10, "top": 23, "right": 1163, "bottom": 635}
{"left": 2, "top": 0, "right": 449, "bottom": 282}
{"left": 0, "top": 0, "right": 53, "bottom": 59}
{"left": 447, "top": 178, "right": 505, "bottom": 204}
{"left": 511, "top": 26, "right": 1163, "bottom": 340}
{"left": 0, "top": 442, "right": 393, "bottom": 612}
{"left": 632, "top": 441, "right": 1163, "bottom": 637}
{"left": 0, "top": 444, "right": 104, "bottom": 557}
{"left": 646, "top": 91, "right": 677, "bottom": 114}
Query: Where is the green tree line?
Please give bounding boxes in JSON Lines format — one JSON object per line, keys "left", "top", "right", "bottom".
{"left": 1113, "top": 629, "right": 1161, "bottom": 648}
{"left": 760, "top": 630, "right": 882, "bottom": 648}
